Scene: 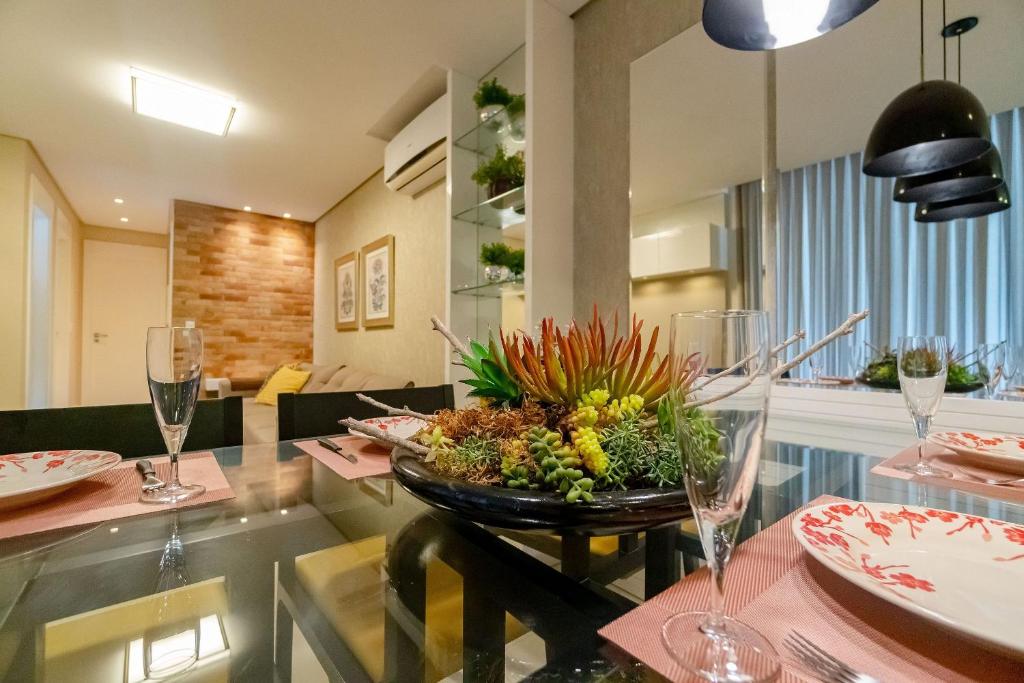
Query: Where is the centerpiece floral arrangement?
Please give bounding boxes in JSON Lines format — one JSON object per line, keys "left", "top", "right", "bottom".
{"left": 344, "top": 308, "right": 868, "bottom": 504}
{"left": 858, "top": 344, "right": 985, "bottom": 392}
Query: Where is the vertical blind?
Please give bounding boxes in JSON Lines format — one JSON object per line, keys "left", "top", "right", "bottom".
{"left": 738, "top": 106, "right": 1024, "bottom": 375}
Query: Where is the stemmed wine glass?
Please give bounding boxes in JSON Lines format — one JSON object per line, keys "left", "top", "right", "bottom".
{"left": 977, "top": 342, "right": 1006, "bottom": 398}
{"left": 894, "top": 335, "right": 950, "bottom": 478}
{"left": 143, "top": 327, "right": 206, "bottom": 503}
{"left": 664, "top": 310, "right": 778, "bottom": 683}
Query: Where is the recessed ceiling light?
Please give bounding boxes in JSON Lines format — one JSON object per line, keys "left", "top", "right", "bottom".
{"left": 114, "top": 197, "right": 124, "bottom": 204}
{"left": 120, "top": 217, "right": 129, "bottom": 222}
{"left": 283, "top": 213, "right": 291, "bottom": 219}
{"left": 130, "top": 67, "right": 237, "bottom": 136}
{"left": 243, "top": 205, "right": 252, "bottom": 212}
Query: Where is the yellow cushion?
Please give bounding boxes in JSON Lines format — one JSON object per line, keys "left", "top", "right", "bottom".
{"left": 254, "top": 366, "right": 311, "bottom": 406}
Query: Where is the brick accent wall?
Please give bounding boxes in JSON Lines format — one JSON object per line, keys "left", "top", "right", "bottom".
{"left": 171, "top": 200, "right": 314, "bottom": 380}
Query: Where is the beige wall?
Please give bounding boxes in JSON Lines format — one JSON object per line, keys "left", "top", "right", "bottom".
{"left": 631, "top": 273, "right": 728, "bottom": 357}
{"left": 314, "top": 170, "right": 447, "bottom": 388}
{"left": 0, "top": 135, "right": 85, "bottom": 409}
{"left": 572, "top": 0, "right": 701, "bottom": 318}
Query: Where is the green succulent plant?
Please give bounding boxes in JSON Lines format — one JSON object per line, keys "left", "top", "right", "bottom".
{"left": 459, "top": 335, "right": 522, "bottom": 405}
{"left": 473, "top": 78, "right": 513, "bottom": 109}
{"left": 480, "top": 242, "right": 525, "bottom": 275}
{"left": 526, "top": 427, "right": 593, "bottom": 503}
{"left": 471, "top": 145, "right": 525, "bottom": 188}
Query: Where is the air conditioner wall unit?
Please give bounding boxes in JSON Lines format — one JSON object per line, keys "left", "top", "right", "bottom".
{"left": 384, "top": 93, "right": 448, "bottom": 195}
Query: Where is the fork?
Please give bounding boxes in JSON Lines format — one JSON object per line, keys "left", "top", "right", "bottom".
{"left": 784, "top": 631, "right": 880, "bottom": 683}
{"left": 958, "top": 470, "right": 1024, "bottom": 487}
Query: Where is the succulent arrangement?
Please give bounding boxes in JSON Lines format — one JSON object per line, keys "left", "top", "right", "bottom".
{"left": 858, "top": 345, "right": 985, "bottom": 392}
{"left": 343, "top": 309, "right": 869, "bottom": 505}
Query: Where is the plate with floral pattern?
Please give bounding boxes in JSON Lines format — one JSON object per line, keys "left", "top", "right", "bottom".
{"left": 927, "top": 431, "right": 1024, "bottom": 475}
{"left": 0, "top": 450, "right": 121, "bottom": 511}
{"left": 350, "top": 415, "right": 427, "bottom": 448}
{"left": 794, "top": 502, "right": 1024, "bottom": 656}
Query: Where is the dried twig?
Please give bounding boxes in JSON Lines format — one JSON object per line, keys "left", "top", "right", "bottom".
{"left": 682, "top": 363, "right": 769, "bottom": 409}
{"left": 694, "top": 349, "right": 761, "bottom": 390}
{"left": 339, "top": 417, "right": 430, "bottom": 456}
{"left": 771, "top": 310, "right": 870, "bottom": 380}
{"left": 355, "top": 393, "right": 432, "bottom": 421}
{"left": 431, "top": 316, "right": 470, "bottom": 357}
{"left": 770, "top": 330, "right": 806, "bottom": 357}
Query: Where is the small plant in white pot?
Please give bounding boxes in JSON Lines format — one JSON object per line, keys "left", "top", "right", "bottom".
{"left": 480, "top": 242, "right": 525, "bottom": 283}
{"left": 473, "top": 78, "right": 513, "bottom": 126}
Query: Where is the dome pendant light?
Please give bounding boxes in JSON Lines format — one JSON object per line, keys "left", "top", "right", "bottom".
{"left": 894, "top": 147, "right": 1003, "bottom": 203}
{"left": 893, "top": 15, "right": 1004, "bottom": 203}
{"left": 915, "top": 182, "right": 1011, "bottom": 223}
{"left": 862, "top": 0, "right": 991, "bottom": 178}
{"left": 702, "top": 0, "right": 878, "bottom": 51}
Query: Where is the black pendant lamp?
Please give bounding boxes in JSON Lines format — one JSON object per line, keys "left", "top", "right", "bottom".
{"left": 702, "top": 0, "right": 878, "bottom": 51}
{"left": 862, "top": 1, "right": 991, "bottom": 178}
{"left": 915, "top": 183, "right": 1011, "bottom": 222}
{"left": 892, "top": 15, "right": 1003, "bottom": 202}
{"left": 894, "top": 147, "right": 1003, "bottom": 203}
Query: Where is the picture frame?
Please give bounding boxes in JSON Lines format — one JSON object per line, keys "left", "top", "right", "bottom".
{"left": 361, "top": 234, "right": 395, "bottom": 328}
{"left": 334, "top": 251, "right": 359, "bottom": 331}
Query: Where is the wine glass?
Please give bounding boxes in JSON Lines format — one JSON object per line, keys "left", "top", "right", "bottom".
{"left": 144, "top": 327, "right": 206, "bottom": 503}
{"left": 665, "top": 310, "right": 778, "bottom": 683}
{"left": 977, "top": 342, "right": 1006, "bottom": 398}
{"left": 894, "top": 335, "right": 950, "bottom": 478}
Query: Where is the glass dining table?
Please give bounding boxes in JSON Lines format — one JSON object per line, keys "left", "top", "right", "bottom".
{"left": 1, "top": 429, "right": 1021, "bottom": 682}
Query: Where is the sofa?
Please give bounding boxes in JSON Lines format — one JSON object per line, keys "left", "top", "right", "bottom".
{"left": 215, "top": 362, "right": 413, "bottom": 444}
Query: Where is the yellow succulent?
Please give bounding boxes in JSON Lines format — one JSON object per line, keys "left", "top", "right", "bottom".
{"left": 580, "top": 388, "right": 610, "bottom": 409}
{"left": 571, "top": 426, "right": 608, "bottom": 476}
{"left": 604, "top": 394, "right": 645, "bottom": 421}
{"left": 567, "top": 404, "right": 599, "bottom": 428}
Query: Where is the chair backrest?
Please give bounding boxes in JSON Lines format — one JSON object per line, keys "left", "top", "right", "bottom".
{"left": 0, "top": 396, "right": 243, "bottom": 458}
{"left": 277, "top": 385, "right": 455, "bottom": 441}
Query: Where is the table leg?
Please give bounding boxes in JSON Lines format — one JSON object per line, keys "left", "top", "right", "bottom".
{"left": 463, "top": 574, "right": 506, "bottom": 682}
{"left": 645, "top": 525, "right": 680, "bottom": 599}
{"left": 560, "top": 534, "right": 590, "bottom": 580}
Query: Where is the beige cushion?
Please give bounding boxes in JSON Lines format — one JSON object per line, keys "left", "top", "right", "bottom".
{"left": 319, "top": 366, "right": 412, "bottom": 393}
{"left": 295, "top": 362, "right": 345, "bottom": 393}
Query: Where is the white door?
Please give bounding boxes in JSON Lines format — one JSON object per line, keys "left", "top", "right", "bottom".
{"left": 26, "top": 176, "right": 55, "bottom": 409}
{"left": 81, "top": 240, "right": 168, "bottom": 406}
{"left": 51, "top": 209, "right": 74, "bottom": 407}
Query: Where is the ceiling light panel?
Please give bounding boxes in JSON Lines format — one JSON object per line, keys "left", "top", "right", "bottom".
{"left": 130, "top": 67, "right": 237, "bottom": 136}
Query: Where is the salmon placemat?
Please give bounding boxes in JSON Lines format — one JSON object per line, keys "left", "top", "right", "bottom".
{"left": 0, "top": 451, "right": 235, "bottom": 540}
{"left": 599, "top": 495, "right": 1022, "bottom": 682}
{"left": 873, "top": 442, "right": 1024, "bottom": 504}
{"left": 294, "top": 435, "right": 392, "bottom": 480}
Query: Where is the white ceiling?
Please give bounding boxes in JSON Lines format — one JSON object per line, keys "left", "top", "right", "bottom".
{"left": 0, "top": 0, "right": 527, "bottom": 232}
{"left": 631, "top": 0, "right": 1024, "bottom": 217}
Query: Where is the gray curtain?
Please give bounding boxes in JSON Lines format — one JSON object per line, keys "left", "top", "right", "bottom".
{"left": 744, "top": 106, "right": 1024, "bottom": 376}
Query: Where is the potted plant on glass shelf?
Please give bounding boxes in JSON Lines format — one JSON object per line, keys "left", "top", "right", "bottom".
{"left": 471, "top": 146, "right": 525, "bottom": 208}
{"left": 473, "top": 78, "right": 513, "bottom": 125}
{"left": 480, "top": 242, "right": 525, "bottom": 283}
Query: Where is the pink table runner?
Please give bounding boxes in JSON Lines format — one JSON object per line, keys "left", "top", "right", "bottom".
{"left": 294, "top": 435, "right": 392, "bottom": 480}
{"left": 0, "top": 451, "right": 235, "bottom": 540}
{"left": 873, "top": 442, "right": 1024, "bottom": 504}
{"left": 599, "top": 495, "right": 1022, "bottom": 682}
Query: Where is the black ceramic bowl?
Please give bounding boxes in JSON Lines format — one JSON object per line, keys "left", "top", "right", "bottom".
{"left": 391, "top": 449, "right": 692, "bottom": 536}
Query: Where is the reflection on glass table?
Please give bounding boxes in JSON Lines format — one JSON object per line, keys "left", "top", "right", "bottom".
{"left": 1, "top": 437, "right": 1021, "bottom": 682}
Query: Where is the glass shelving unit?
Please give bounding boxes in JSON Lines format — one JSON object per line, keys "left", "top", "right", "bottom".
{"left": 451, "top": 277, "right": 525, "bottom": 299}
{"left": 453, "top": 107, "right": 526, "bottom": 159}
{"left": 452, "top": 186, "right": 525, "bottom": 229}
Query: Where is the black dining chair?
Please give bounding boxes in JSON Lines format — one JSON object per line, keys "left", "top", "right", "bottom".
{"left": 0, "top": 396, "right": 243, "bottom": 458}
{"left": 277, "top": 385, "right": 455, "bottom": 441}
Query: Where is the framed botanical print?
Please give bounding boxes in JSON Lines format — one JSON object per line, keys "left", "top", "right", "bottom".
{"left": 334, "top": 251, "right": 358, "bottom": 331}
{"left": 361, "top": 234, "right": 395, "bottom": 328}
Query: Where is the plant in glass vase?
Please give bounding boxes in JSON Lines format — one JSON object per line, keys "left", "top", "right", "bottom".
{"left": 471, "top": 145, "right": 525, "bottom": 206}
{"left": 473, "top": 77, "right": 513, "bottom": 125}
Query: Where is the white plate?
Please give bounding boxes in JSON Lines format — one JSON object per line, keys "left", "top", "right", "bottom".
{"left": 0, "top": 450, "right": 122, "bottom": 512}
{"left": 349, "top": 416, "right": 427, "bottom": 448}
{"left": 793, "top": 502, "right": 1024, "bottom": 657}
{"left": 927, "top": 431, "right": 1024, "bottom": 475}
